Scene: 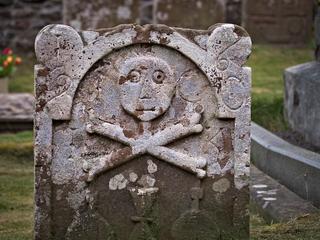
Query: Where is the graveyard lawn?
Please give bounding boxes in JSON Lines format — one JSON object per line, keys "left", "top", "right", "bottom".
{"left": 251, "top": 211, "right": 320, "bottom": 240}
{"left": 0, "top": 132, "right": 33, "bottom": 240}
{"left": 8, "top": 55, "right": 35, "bottom": 93}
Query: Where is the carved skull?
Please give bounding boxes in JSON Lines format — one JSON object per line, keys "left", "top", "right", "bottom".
{"left": 118, "top": 56, "right": 175, "bottom": 121}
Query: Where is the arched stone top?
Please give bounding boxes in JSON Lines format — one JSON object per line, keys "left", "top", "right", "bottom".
{"left": 34, "top": 25, "right": 252, "bottom": 237}
{"left": 35, "top": 23, "right": 251, "bottom": 120}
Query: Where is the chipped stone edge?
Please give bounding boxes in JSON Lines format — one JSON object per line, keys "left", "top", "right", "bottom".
{"left": 34, "top": 23, "right": 252, "bottom": 238}
{"left": 251, "top": 122, "right": 320, "bottom": 208}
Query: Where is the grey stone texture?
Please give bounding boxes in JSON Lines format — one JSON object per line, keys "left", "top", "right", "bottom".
{"left": 153, "top": 0, "right": 226, "bottom": 29}
{"left": 283, "top": 4, "right": 320, "bottom": 150}
{"left": 0, "top": 0, "right": 62, "bottom": 52}
{"left": 226, "top": 0, "right": 242, "bottom": 25}
{"left": 63, "top": 0, "right": 241, "bottom": 31}
{"left": 63, "top": 0, "right": 141, "bottom": 30}
{"left": 284, "top": 62, "right": 320, "bottom": 149}
{"left": 0, "top": 0, "right": 244, "bottom": 53}
{"left": 0, "top": 93, "right": 34, "bottom": 131}
{"left": 251, "top": 122, "right": 320, "bottom": 208}
{"left": 315, "top": 6, "right": 320, "bottom": 61}
{"left": 242, "top": 0, "right": 314, "bottom": 45}
{"left": 34, "top": 23, "right": 251, "bottom": 239}
{"left": 251, "top": 165, "right": 319, "bottom": 224}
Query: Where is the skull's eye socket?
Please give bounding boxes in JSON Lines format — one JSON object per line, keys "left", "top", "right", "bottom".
{"left": 152, "top": 70, "right": 165, "bottom": 84}
{"left": 128, "top": 70, "right": 140, "bottom": 83}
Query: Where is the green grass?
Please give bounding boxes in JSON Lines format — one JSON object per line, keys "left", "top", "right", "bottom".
{"left": 0, "top": 131, "right": 33, "bottom": 144}
{"left": 0, "top": 156, "right": 34, "bottom": 240}
{"left": 251, "top": 213, "right": 320, "bottom": 240}
{"left": 247, "top": 44, "right": 314, "bottom": 131}
{"left": 9, "top": 56, "right": 35, "bottom": 94}
{"left": 0, "top": 131, "right": 34, "bottom": 240}
{"left": 0, "top": 131, "right": 33, "bottom": 164}
{"left": 250, "top": 206, "right": 320, "bottom": 239}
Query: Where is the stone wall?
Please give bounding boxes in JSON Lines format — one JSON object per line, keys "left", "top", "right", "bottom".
{"left": 315, "top": 5, "right": 320, "bottom": 60}
{"left": 63, "top": 0, "right": 233, "bottom": 30}
{"left": 63, "top": 0, "right": 140, "bottom": 30}
{"left": 153, "top": 0, "right": 226, "bottom": 29}
{"left": 0, "top": 0, "right": 62, "bottom": 53}
{"left": 242, "top": 0, "right": 314, "bottom": 45}
{"left": 226, "top": 0, "right": 242, "bottom": 25}
{"left": 0, "top": 0, "right": 315, "bottom": 53}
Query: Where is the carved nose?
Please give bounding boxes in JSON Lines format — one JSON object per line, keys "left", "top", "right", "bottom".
{"left": 139, "top": 79, "right": 152, "bottom": 99}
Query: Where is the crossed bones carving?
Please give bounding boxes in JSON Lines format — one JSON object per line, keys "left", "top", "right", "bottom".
{"left": 83, "top": 110, "right": 207, "bottom": 182}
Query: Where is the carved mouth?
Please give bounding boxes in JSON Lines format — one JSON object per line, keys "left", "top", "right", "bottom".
{"left": 135, "top": 107, "right": 156, "bottom": 112}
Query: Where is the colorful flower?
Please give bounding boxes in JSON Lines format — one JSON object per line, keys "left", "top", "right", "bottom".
{"left": 15, "top": 57, "right": 22, "bottom": 65}
{"left": 7, "top": 56, "right": 13, "bottom": 63}
{"left": 2, "top": 48, "right": 12, "bottom": 55}
{"left": 0, "top": 48, "right": 22, "bottom": 78}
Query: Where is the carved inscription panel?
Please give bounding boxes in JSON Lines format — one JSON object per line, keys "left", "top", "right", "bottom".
{"left": 34, "top": 24, "right": 251, "bottom": 240}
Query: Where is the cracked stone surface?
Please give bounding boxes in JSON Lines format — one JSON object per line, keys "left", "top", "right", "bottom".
{"left": 34, "top": 23, "right": 251, "bottom": 239}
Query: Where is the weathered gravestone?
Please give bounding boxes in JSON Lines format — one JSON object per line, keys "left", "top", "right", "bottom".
{"left": 34, "top": 23, "right": 251, "bottom": 239}
{"left": 284, "top": 5, "right": 320, "bottom": 149}
{"left": 63, "top": 0, "right": 140, "bottom": 30}
{"left": 242, "top": 0, "right": 313, "bottom": 44}
{"left": 0, "top": 93, "right": 34, "bottom": 132}
{"left": 154, "top": 0, "right": 226, "bottom": 29}
{"left": 316, "top": 4, "right": 320, "bottom": 62}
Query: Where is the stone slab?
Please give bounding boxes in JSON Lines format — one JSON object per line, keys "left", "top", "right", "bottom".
{"left": 153, "top": 0, "right": 226, "bottom": 29}
{"left": 251, "top": 165, "right": 319, "bottom": 223}
{"left": 226, "top": 0, "right": 242, "bottom": 25}
{"left": 316, "top": 6, "right": 320, "bottom": 61}
{"left": 0, "top": 0, "right": 62, "bottom": 52}
{"left": 284, "top": 61, "right": 320, "bottom": 149}
{"left": 242, "top": 0, "right": 314, "bottom": 45}
{"left": 0, "top": 93, "right": 34, "bottom": 132}
{"left": 251, "top": 122, "right": 320, "bottom": 208}
{"left": 34, "top": 23, "right": 251, "bottom": 239}
{"left": 63, "top": 0, "right": 140, "bottom": 30}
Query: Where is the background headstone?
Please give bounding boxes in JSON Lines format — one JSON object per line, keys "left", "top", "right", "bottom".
{"left": 63, "top": 0, "right": 141, "bottom": 30}
{"left": 284, "top": 5, "right": 320, "bottom": 149}
{"left": 226, "top": 0, "right": 242, "bottom": 25}
{"left": 0, "top": 0, "right": 245, "bottom": 53}
{"left": 34, "top": 23, "right": 251, "bottom": 240}
{"left": 315, "top": 5, "right": 320, "bottom": 61}
{"left": 153, "top": 0, "right": 226, "bottom": 29}
{"left": 0, "top": 93, "right": 34, "bottom": 132}
{"left": 242, "top": 0, "right": 314, "bottom": 44}
{"left": 0, "top": 0, "right": 62, "bottom": 52}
